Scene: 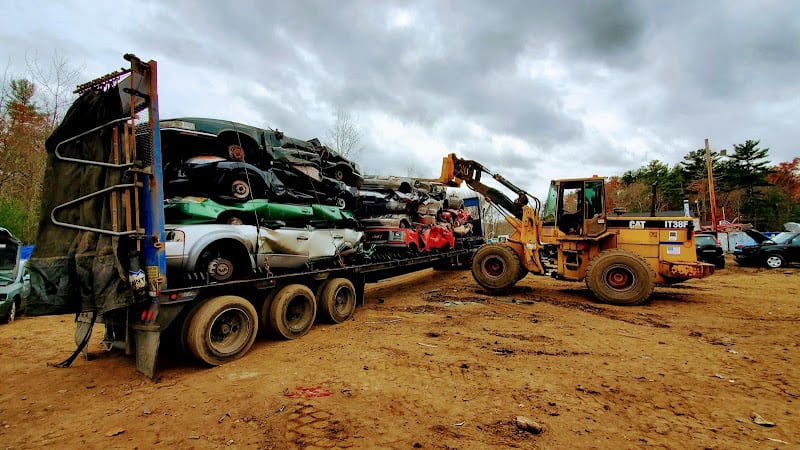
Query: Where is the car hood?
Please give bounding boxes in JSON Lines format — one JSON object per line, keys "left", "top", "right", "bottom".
{"left": 743, "top": 229, "right": 772, "bottom": 244}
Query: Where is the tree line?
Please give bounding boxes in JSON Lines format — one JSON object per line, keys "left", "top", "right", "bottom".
{"left": 610, "top": 141, "right": 800, "bottom": 230}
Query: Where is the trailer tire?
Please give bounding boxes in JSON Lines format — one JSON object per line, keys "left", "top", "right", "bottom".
{"left": 268, "top": 284, "right": 317, "bottom": 339}
{"left": 186, "top": 295, "right": 258, "bottom": 366}
{"left": 257, "top": 289, "right": 280, "bottom": 337}
{"left": 317, "top": 278, "right": 357, "bottom": 324}
{"left": 471, "top": 243, "right": 523, "bottom": 294}
{"left": 585, "top": 249, "right": 655, "bottom": 306}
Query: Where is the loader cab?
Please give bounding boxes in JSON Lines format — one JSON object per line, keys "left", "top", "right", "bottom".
{"left": 541, "top": 178, "right": 606, "bottom": 238}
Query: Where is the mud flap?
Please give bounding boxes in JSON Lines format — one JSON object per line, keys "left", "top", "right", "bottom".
{"left": 132, "top": 324, "right": 161, "bottom": 379}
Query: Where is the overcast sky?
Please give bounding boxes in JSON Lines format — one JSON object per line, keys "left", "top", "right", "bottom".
{"left": 2, "top": 0, "right": 798, "bottom": 196}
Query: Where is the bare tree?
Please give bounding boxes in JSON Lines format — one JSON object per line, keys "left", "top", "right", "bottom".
{"left": 326, "top": 110, "right": 363, "bottom": 159}
{"left": 26, "top": 50, "right": 83, "bottom": 126}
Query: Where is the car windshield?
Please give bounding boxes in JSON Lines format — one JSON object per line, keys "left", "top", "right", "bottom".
{"left": 0, "top": 247, "right": 17, "bottom": 280}
{"left": 768, "top": 232, "right": 794, "bottom": 244}
{"left": 696, "top": 236, "right": 716, "bottom": 245}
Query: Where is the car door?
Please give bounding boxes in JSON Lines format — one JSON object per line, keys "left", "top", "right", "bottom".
{"left": 788, "top": 234, "right": 800, "bottom": 263}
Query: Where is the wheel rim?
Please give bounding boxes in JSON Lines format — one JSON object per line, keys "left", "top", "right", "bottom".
{"left": 333, "top": 286, "right": 354, "bottom": 316}
{"left": 231, "top": 180, "right": 250, "bottom": 199}
{"left": 602, "top": 263, "right": 637, "bottom": 292}
{"left": 8, "top": 302, "right": 15, "bottom": 322}
{"left": 482, "top": 256, "right": 506, "bottom": 278}
{"left": 208, "top": 257, "right": 234, "bottom": 281}
{"left": 766, "top": 256, "right": 782, "bottom": 268}
{"left": 206, "top": 307, "right": 252, "bottom": 357}
{"left": 286, "top": 296, "right": 312, "bottom": 332}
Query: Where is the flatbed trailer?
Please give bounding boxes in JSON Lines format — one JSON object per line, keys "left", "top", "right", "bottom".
{"left": 26, "top": 55, "right": 484, "bottom": 378}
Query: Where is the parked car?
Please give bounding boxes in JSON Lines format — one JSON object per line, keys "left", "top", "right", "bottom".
{"left": 164, "top": 196, "right": 357, "bottom": 228}
{"left": 734, "top": 230, "right": 800, "bottom": 268}
{"left": 694, "top": 233, "right": 725, "bottom": 268}
{"left": 165, "top": 224, "right": 364, "bottom": 282}
{"left": 0, "top": 228, "right": 29, "bottom": 324}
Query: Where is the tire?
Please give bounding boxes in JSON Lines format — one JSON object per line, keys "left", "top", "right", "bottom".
{"left": 268, "top": 284, "right": 317, "bottom": 339}
{"left": 585, "top": 249, "right": 655, "bottom": 306}
{"left": 257, "top": 289, "right": 280, "bottom": 336}
{"left": 715, "top": 257, "right": 726, "bottom": 269}
{"left": 764, "top": 254, "right": 786, "bottom": 269}
{"left": 471, "top": 243, "right": 523, "bottom": 294}
{"left": 2, "top": 299, "right": 16, "bottom": 324}
{"left": 229, "top": 178, "right": 252, "bottom": 199}
{"left": 332, "top": 167, "right": 347, "bottom": 182}
{"left": 317, "top": 278, "right": 357, "bottom": 324}
{"left": 185, "top": 295, "right": 258, "bottom": 366}
{"left": 195, "top": 243, "right": 246, "bottom": 282}
{"left": 217, "top": 213, "right": 247, "bottom": 225}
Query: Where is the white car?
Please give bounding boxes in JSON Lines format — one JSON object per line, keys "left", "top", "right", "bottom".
{"left": 165, "top": 224, "right": 363, "bottom": 282}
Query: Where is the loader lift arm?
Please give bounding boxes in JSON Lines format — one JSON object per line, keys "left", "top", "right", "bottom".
{"left": 436, "top": 153, "right": 540, "bottom": 220}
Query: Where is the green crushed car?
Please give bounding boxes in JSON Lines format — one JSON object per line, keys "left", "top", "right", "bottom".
{"left": 164, "top": 196, "right": 357, "bottom": 228}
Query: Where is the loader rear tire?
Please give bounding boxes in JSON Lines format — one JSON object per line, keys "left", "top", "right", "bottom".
{"left": 471, "top": 243, "right": 523, "bottom": 294}
{"left": 268, "top": 284, "right": 317, "bottom": 339}
{"left": 585, "top": 249, "right": 655, "bottom": 306}
{"left": 186, "top": 295, "right": 258, "bottom": 366}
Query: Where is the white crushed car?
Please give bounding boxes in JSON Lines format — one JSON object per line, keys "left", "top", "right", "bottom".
{"left": 165, "top": 224, "right": 363, "bottom": 282}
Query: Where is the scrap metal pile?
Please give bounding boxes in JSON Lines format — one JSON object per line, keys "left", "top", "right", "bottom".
{"left": 158, "top": 118, "right": 477, "bottom": 281}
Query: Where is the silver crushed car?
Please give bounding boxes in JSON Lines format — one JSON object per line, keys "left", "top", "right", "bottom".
{"left": 165, "top": 224, "right": 363, "bottom": 282}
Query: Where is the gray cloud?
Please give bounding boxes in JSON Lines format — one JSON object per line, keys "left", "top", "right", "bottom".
{"left": 1, "top": 0, "right": 797, "bottom": 196}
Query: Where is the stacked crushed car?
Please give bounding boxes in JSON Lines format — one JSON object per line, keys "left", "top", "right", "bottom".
{"left": 159, "top": 118, "right": 477, "bottom": 282}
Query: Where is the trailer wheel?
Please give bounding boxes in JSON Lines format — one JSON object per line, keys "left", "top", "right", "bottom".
{"left": 268, "top": 284, "right": 317, "bottom": 339}
{"left": 257, "top": 289, "right": 279, "bottom": 336}
{"left": 585, "top": 249, "right": 655, "bottom": 306}
{"left": 185, "top": 295, "right": 258, "bottom": 366}
{"left": 471, "top": 243, "right": 523, "bottom": 294}
{"left": 317, "top": 278, "right": 356, "bottom": 324}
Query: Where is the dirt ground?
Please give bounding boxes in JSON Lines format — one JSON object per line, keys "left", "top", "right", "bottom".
{"left": 1, "top": 255, "right": 798, "bottom": 449}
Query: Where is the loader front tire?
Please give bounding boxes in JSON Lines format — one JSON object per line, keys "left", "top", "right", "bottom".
{"left": 585, "top": 249, "right": 655, "bottom": 306}
{"left": 471, "top": 243, "right": 523, "bottom": 294}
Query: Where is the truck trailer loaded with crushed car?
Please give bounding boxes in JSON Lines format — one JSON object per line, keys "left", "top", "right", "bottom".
{"left": 23, "top": 55, "right": 484, "bottom": 378}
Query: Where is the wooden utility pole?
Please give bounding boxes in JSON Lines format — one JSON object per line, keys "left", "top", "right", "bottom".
{"left": 705, "top": 139, "right": 718, "bottom": 232}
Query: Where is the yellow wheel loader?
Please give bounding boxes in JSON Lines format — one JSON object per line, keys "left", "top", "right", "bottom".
{"left": 436, "top": 154, "right": 715, "bottom": 306}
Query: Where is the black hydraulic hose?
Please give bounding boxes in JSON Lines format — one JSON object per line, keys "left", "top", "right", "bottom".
{"left": 50, "top": 310, "right": 97, "bottom": 368}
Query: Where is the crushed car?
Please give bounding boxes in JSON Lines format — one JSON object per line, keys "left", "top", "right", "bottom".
{"left": 164, "top": 196, "right": 357, "bottom": 228}
{"left": 165, "top": 224, "right": 364, "bottom": 282}
{"left": 307, "top": 138, "right": 364, "bottom": 188}
{"left": 364, "top": 224, "right": 455, "bottom": 254}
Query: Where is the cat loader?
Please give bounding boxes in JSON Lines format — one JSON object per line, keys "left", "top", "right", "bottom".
{"left": 436, "top": 153, "right": 715, "bottom": 305}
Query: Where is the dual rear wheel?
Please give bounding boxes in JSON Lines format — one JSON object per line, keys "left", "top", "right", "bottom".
{"left": 182, "top": 278, "right": 358, "bottom": 366}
